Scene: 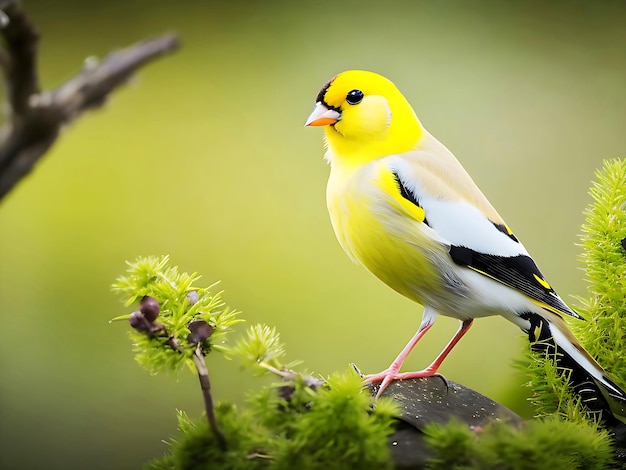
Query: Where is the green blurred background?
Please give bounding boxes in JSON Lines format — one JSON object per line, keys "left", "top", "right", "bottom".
{"left": 1, "top": 0, "right": 625, "bottom": 468}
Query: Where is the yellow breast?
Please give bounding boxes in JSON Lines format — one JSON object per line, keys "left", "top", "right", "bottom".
{"left": 326, "top": 161, "right": 446, "bottom": 304}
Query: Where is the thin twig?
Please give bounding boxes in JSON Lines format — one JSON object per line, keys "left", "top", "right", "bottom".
{"left": 192, "top": 345, "right": 228, "bottom": 450}
{"left": 0, "top": 1, "right": 180, "bottom": 200}
{"left": 133, "top": 308, "right": 227, "bottom": 448}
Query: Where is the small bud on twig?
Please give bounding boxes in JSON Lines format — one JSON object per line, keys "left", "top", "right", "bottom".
{"left": 140, "top": 295, "right": 160, "bottom": 322}
{"left": 187, "top": 320, "right": 214, "bottom": 345}
{"left": 187, "top": 290, "right": 199, "bottom": 305}
{"left": 129, "top": 310, "right": 151, "bottom": 332}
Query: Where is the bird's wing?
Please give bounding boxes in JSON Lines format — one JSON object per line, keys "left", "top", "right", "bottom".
{"left": 382, "top": 145, "right": 581, "bottom": 320}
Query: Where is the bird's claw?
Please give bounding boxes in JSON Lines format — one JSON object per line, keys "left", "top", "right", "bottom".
{"left": 432, "top": 372, "right": 449, "bottom": 392}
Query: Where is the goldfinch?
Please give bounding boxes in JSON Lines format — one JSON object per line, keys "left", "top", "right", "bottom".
{"left": 305, "top": 70, "right": 626, "bottom": 419}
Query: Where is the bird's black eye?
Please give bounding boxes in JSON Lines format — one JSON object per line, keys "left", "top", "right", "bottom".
{"left": 346, "top": 89, "right": 364, "bottom": 105}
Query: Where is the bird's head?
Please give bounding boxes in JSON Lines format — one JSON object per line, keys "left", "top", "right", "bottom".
{"left": 305, "top": 70, "right": 423, "bottom": 164}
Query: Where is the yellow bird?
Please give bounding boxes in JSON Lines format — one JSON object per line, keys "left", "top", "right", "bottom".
{"left": 305, "top": 70, "right": 626, "bottom": 416}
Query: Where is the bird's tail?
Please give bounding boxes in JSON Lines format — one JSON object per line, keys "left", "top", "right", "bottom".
{"left": 523, "top": 312, "right": 626, "bottom": 424}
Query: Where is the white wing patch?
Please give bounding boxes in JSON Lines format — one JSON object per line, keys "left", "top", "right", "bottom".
{"left": 386, "top": 157, "right": 529, "bottom": 258}
{"left": 422, "top": 199, "right": 529, "bottom": 257}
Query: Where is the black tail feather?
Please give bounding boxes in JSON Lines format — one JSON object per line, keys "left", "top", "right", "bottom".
{"left": 521, "top": 312, "right": 626, "bottom": 424}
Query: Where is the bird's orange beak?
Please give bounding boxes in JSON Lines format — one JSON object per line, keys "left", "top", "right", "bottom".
{"left": 305, "top": 102, "right": 340, "bottom": 127}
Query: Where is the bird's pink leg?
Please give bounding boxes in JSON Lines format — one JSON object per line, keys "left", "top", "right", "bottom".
{"left": 365, "top": 322, "right": 434, "bottom": 383}
{"left": 368, "top": 318, "right": 474, "bottom": 398}
{"left": 365, "top": 306, "right": 438, "bottom": 389}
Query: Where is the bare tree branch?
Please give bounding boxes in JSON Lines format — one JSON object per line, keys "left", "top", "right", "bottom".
{"left": 0, "top": 1, "right": 180, "bottom": 201}
{"left": 0, "top": 1, "right": 40, "bottom": 114}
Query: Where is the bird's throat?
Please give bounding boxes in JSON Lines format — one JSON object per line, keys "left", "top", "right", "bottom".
{"left": 323, "top": 115, "right": 423, "bottom": 168}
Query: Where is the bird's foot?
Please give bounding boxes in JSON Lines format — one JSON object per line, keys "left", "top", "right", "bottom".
{"left": 366, "top": 367, "right": 440, "bottom": 384}
{"left": 364, "top": 367, "right": 446, "bottom": 398}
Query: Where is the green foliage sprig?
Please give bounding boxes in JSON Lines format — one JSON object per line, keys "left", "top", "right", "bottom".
{"left": 233, "top": 324, "right": 303, "bottom": 376}
{"left": 112, "top": 255, "right": 241, "bottom": 374}
{"left": 575, "top": 158, "right": 626, "bottom": 382}
{"left": 112, "top": 255, "right": 244, "bottom": 449}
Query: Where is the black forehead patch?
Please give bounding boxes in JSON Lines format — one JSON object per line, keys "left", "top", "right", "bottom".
{"left": 315, "top": 76, "right": 336, "bottom": 103}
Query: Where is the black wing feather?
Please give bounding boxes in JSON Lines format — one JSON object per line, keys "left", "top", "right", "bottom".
{"left": 449, "top": 245, "right": 581, "bottom": 320}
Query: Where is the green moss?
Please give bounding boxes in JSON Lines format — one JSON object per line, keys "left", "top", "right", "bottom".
{"left": 272, "top": 373, "right": 396, "bottom": 470}
{"left": 146, "top": 407, "right": 272, "bottom": 470}
{"left": 424, "top": 417, "right": 612, "bottom": 470}
{"left": 147, "top": 372, "right": 398, "bottom": 470}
